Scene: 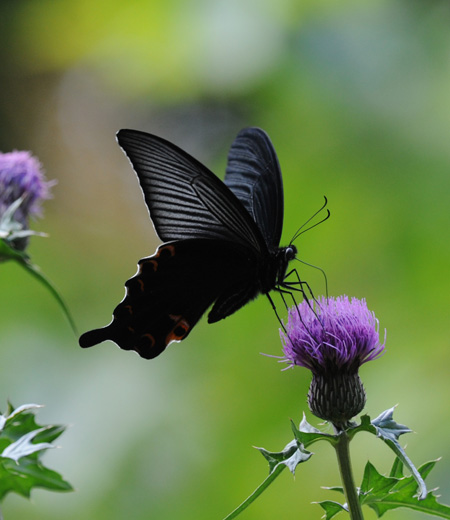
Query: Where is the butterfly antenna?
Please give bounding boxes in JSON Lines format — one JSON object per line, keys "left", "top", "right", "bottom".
{"left": 290, "top": 196, "right": 330, "bottom": 245}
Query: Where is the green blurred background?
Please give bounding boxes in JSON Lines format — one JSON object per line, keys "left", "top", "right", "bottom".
{"left": 1, "top": 0, "right": 449, "bottom": 519}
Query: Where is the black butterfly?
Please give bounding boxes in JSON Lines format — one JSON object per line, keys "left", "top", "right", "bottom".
{"left": 79, "top": 127, "right": 298, "bottom": 359}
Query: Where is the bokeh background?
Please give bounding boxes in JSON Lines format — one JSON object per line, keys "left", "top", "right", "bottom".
{"left": 1, "top": 1, "right": 449, "bottom": 519}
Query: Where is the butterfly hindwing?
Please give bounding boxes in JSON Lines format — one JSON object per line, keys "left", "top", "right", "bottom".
{"left": 79, "top": 239, "right": 260, "bottom": 359}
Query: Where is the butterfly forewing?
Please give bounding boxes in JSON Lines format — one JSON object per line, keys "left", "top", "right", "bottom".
{"left": 225, "top": 127, "right": 284, "bottom": 251}
{"left": 116, "top": 129, "right": 266, "bottom": 253}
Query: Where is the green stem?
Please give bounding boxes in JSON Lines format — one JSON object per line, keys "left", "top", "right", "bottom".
{"left": 19, "top": 258, "right": 78, "bottom": 335}
{"left": 222, "top": 464, "right": 286, "bottom": 520}
{"left": 333, "top": 430, "right": 364, "bottom": 520}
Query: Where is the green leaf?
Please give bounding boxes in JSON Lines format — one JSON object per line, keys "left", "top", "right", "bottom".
{"left": 0, "top": 458, "right": 72, "bottom": 500}
{"left": 359, "top": 459, "right": 450, "bottom": 519}
{"left": 371, "top": 407, "right": 426, "bottom": 500}
{"left": 0, "top": 239, "right": 77, "bottom": 335}
{"left": 2, "top": 427, "right": 54, "bottom": 462}
{"left": 316, "top": 500, "right": 348, "bottom": 520}
{"left": 360, "top": 461, "right": 398, "bottom": 498}
{"left": 389, "top": 456, "right": 404, "bottom": 478}
{"left": 291, "top": 414, "right": 338, "bottom": 448}
{"left": 223, "top": 433, "right": 314, "bottom": 519}
{"left": 257, "top": 438, "right": 312, "bottom": 475}
{"left": 322, "top": 486, "right": 344, "bottom": 494}
{"left": 346, "top": 414, "right": 373, "bottom": 440}
{"left": 0, "top": 238, "right": 27, "bottom": 263}
{"left": 371, "top": 407, "right": 412, "bottom": 441}
{"left": 0, "top": 403, "right": 73, "bottom": 501}
{"left": 348, "top": 408, "right": 427, "bottom": 500}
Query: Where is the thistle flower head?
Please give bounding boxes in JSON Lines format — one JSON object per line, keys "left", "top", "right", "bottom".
{"left": 0, "top": 150, "right": 52, "bottom": 252}
{"left": 281, "top": 296, "right": 385, "bottom": 428}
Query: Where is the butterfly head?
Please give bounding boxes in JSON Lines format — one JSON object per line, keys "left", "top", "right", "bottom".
{"left": 275, "top": 245, "right": 297, "bottom": 285}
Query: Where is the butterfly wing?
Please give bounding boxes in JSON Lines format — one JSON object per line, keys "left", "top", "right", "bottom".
{"left": 224, "top": 127, "right": 284, "bottom": 251}
{"left": 79, "top": 128, "right": 284, "bottom": 359}
{"left": 116, "top": 129, "right": 266, "bottom": 253}
{"left": 79, "top": 239, "right": 258, "bottom": 359}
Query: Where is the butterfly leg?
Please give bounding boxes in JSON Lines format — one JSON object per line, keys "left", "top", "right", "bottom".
{"left": 280, "top": 268, "right": 325, "bottom": 326}
{"left": 269, "top": 287, "right": 317, "bottom": 347}
{"left": 266, "top": 292, "right": 290, "bottom": 334}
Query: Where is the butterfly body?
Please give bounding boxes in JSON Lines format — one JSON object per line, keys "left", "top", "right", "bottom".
{"left": 80, "top": 127, "right": 296, "bottom": 359}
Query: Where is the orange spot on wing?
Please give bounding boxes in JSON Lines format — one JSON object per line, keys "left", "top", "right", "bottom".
{"left": 141, "top": 333, "right": 156, "bottom": 347}
{"left": 166, "top": 317, "right": 190, "bottom": 344}
{"left": 139, "top": 258, "right": 158, "bottom": 272}
{"left": 157, "top": 244, "right": 175, "bottom": 257}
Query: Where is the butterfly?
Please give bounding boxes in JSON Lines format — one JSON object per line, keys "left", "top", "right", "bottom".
{"left": 79, "top": 127, "right": 299, "bottom": 359}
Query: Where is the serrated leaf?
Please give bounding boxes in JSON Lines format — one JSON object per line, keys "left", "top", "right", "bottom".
{"left": 2, "top": 427, "right": 54, "bottom": 462}
{"left": 257, "top": 440, "right": 297, "bottom": 472}
{"left": 316, "top": 500, "right": 348, "bottom": 519}
{"left": 0, "top": 458, "right": 72, "bottom": 500}
{"left": 389, "top": 456, "right": 404, "bottom": 478}
{"left": 347, "top": 408, "right": 426, "bottom": 500}
{"left": 371, "top": 407, "right": 412, "bottom": 441}
{"left": 347, "top": 414, "right": 373, "bottom": 440}
{"left": 256, "top": 438, "right": 312, "bottom": 475}
{"left": 371, "top": 410, "right": 426, "bottom": 500}
{"left": 291, "top": 417, "right": 337, "bottom": 448}
{"left": 322, "top": 486, "right": 344, "bottom": 494}
{"left": 359, "top": 460, "right": 450, "bottom": 519}
{"left": 224, "top": 434, "right": 314, "bottom": 519}
{"left": 360, "top": 461, "right": 398, "bottom": 498}
{"left": 299, "top": 414, "right": 323, "bottom": 434}
{"left": 0, "top": 403, "right": 72, "bottom": 501}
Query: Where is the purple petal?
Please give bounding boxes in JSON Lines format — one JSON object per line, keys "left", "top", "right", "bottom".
{"left": 281, "top": 296, "right": 385, "bottom": 374}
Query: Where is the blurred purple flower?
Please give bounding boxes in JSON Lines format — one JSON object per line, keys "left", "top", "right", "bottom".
{"left": 281, "top": 296, "right": 385, "bottom": 428}
{"left": 0, "top": 150, "right": 53, "bottom": 251}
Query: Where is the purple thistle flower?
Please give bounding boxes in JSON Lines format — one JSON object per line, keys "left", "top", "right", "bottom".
{"left": 281, "top": 296, "right": 385, "bottom": 428}
{"left": 0, "top": 150, "right": 52, "bottom": 252}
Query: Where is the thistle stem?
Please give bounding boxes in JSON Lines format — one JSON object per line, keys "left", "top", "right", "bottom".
{"left": 333, "top": 430, "right": 364, "bottom": 520}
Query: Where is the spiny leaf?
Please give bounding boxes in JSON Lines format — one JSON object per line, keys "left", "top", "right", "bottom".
{"left": 0, "top": 403, "right": 72, "bottom": 501}
{"left": 349, "top": 407, "right": 426, "bottom": 499}
{"left": 316, "top": 500, "right": 347, "bottom": 520}
{"left": 291, "top": 414, "right": 337, "bottom": 448}
{"left": 2, "top": 427, "right": 54, "bottom": 462}
{"left": 0, "top": 458, "right": 72, "bottom": 500}
{"left": 223, "top": 430, "right": 315, "bottom": 519}
{"left": 372, "top": 409, "right": 426, "bottom": 500}
{"left": 371, "top": 407, "right": 412, "bottom": 441}
{"left": 359, "top": 460, "right": 450, "bottom": 519}
{"left": 257, "top": 438, "right": 312, "bottom": 476}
